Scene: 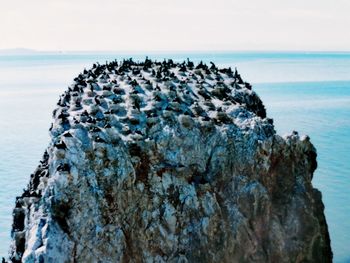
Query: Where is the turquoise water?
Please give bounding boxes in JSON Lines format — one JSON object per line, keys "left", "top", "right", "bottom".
{"left": 0, "top": 52, "right": 349, "bottom": 262}
{"left": 255, "top": 81, "right": 350, "bottom": 263}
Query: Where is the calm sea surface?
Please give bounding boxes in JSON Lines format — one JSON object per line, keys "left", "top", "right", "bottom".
{"left": 0, "top": 52, "right": 349, "bottom": 262}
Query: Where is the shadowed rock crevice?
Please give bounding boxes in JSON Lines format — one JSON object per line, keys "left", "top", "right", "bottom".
{"left": 6, "top": 59, "right": 332, "bottom": 263}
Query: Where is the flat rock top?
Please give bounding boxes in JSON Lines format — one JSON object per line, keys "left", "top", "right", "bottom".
{"left": 51, "top": 58, "right": 269, "bottom": 144}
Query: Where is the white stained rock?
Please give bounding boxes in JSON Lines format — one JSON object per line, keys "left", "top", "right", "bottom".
{"left": 7, "top": 59, "right": 332, "bottom": 263}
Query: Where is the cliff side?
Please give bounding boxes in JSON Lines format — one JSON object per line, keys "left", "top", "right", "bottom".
{"left": 7, "top": 59, "right": 332, "bottom": 262}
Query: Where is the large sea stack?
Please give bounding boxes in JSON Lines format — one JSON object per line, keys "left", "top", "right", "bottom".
{"left": 7, "top": 59, "right": 332, "bottom": 262}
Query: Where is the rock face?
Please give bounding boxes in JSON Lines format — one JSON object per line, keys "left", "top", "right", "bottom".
{"left": 7, "top": 59, "right": 332, "bottom": 262}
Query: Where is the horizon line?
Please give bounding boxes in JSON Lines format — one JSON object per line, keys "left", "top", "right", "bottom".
{"left": 1, "top": 48, "right": 350, "bottom": 54}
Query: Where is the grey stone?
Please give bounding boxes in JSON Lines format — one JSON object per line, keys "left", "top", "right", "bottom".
{"left": 7, "top": 59, "right": 332, "bottom": 263}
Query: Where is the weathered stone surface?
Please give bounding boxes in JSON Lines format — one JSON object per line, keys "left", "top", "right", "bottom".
{"left": 7, "top": 59, "right": 332, "bottom": 262}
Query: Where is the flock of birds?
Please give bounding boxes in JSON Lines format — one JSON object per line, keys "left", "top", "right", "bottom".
{"left": 50, "top": 58, "right": 256, "bottom": 144}
{"left": 18, "top": 58, "right": 261, "bottom": 202}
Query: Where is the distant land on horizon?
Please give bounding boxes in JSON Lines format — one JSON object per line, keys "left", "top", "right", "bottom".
{"left": 1, "top": 48, "right": 350, "bottom": 56}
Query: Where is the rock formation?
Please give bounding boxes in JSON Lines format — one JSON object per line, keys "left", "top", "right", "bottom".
{"left": 7, "top": 59, "right": 332, "bottom": 262}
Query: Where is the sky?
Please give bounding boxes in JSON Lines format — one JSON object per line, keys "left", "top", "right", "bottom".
{"left": 1, "top": 0, "right": 350, "bottom": 51}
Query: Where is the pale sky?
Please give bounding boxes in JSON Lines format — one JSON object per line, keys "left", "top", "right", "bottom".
{"left": 1, "top": 0, "right": 350, "bottom": 51}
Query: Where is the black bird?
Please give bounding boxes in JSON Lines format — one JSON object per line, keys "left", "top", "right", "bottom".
{"left": 198, "top": 88, "right": 212, "bottom": 101}
{"left": 22, "top": 189, "right": 31, "bottom": 197}
{"left": 244, "top": 82, "right": 252, "bottom": 90}
{"left": 54, "top": 141, "right": 67, "bottom": 150}
{"left": 156, "top": 70, "right": 162, "bottom": 79}
{"left": 172, "top": 96, "right": 183, "bottom": 104}
{"left": 154, "top": 93, "right": 163, "bottom": 102}
{"left": 144, "top": 57, "right": 152, "bottom": 69}
{"left": 94, "top": 96, "right": 101, "bottom": 105}
{"left": 57, "top": 163, "right": 70, "bottom": 172}
{"left": 234, "top": 68, "right": 244, "bottom": 84}
{"left": 179, "top": 64, "right": 187, "bottom": 72}
{"left": 192, "top": 104, "right": 206, "bottom": 117}
{"left": 63, "top": 132, "right": 73, "bottom": 138}
{"left": 202, "top": 116, "right": 211, "bottom": 121}
{"left": 75, "top": 101, "right": 82, "bottom": 108}
{"left": 132, "top": 68, "right": 141, "bottom": 75}
{"left": 210, "top": 62, "right": 217, "bottom": 72}
{"left": 196, "top": 61, "right": 204, "bottom": 70}
{"left": 86, "top": 117, "right": 96, "bottom": 124}
{"left": 113, "top": 96, "right": 124, "bottom": 104}
{"left": 72, "top": 85, "right": 82, "bottom": 92}
{"left": 113, "top": 88, "right": 125, "bottom": 95}
{"left": 187, "top": 59, "right": 194, "bottom": 69}
{"left": 90, "top": 126, "right": 102, "bottom": 133}
{"left": 167, "top": 59, "right": 174, "bottom": 67}
{"left": 57, "top": 111, "right": 69, "bottom": 120}
{"left": 81, "top": 110, "right": 89, "bottom": 117}
{"left": 103, "top": 85, "right": 112, "bottom": 91}
{"left": 219, "top": 67, "right": 233, "bottom": 76}
{"left": 130, "top": 79, "right": 139, "bottom": 87}
{"left": 197, "top": 71, "right": 204, "bottom": 79}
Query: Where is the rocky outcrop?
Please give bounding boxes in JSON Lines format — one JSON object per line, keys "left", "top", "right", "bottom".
{"left": 7, "top": 59, "right": 332, "bottom": 262}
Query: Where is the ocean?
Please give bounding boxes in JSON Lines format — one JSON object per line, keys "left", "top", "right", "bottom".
{"left": 0, "top": 52, "right": 349, "bottom": 262}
